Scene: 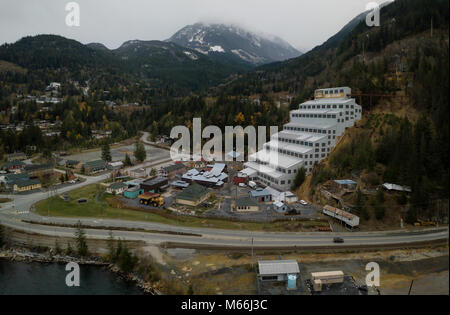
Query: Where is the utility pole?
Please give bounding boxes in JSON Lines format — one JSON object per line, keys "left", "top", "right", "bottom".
{"left": 408, "top": 280, "right": 414, "bottom": 295}
{"left": 251, "top": 237, "right": 254, "bottom": 261}
{"left": 431, "top": 17, "right": 433, "bottom": 37}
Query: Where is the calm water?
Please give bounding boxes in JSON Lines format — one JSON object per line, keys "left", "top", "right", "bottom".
{"left": 0, "top": 259, "right": 143, "bottom": 295}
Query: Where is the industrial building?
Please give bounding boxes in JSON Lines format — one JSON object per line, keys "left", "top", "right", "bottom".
{"left": 123, "top": 185, "right": 144, "bottom": 199}
{"left": 322, "top": 205, "right": 360, "bottom": 229}
{"left": 159, "top": 163, "right": 187, "bottom": 179}
{"left": 140, "top": 177, "right": 169, "bottom": 193}
{"left": 232, "top": 197, "right": 259, "bottom": 212}
{"left": 243, "top": 87, "right": 362, "bottom": 191}
{"left": 249, "top": 188, "right": 272, "bottom": 202}
{"left": 181, "top": 163, "right": 228, "bottom": 188}
{"left": 258, "top": 260, "right": 300, "bottom": 290}
{"left": 175, "top": 183, "right": 211, "bottom": 206}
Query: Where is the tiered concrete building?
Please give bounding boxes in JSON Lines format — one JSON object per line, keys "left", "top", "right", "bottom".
{"left": 243, "top": 87, "right": 362, "bottom": 191}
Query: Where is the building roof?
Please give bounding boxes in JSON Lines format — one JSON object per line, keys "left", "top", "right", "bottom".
{"left": 108, "top": 161, "right": 124, "bottom": 167}
{"left": 334, "top": 179, "right": 357, "bottom": 185}
{"left": 273, "top": 201, "right": 286, "bottom": 208}
{"left": 125, "top": 185, "right": 142, "bottom": 192}
{"left": 65, "top": 159, "right": 80, "bottom": 165}
{"left": 301, "top": 98, "right": 355, "bottom": 106}
{"left": 109, "top": 182, "right": 127, "bottom": 190}
{"left": 142, "top": 177, "right": 168, "bottom": 186}
{"left": 177, "top": 183, "right": 209, "bottom": 201}
{"left": 6, "top": 172, "right": 29, "bottom": 182}
{"left": 249, "top": 188, "right": 272, "bottom": 197}
{"left": 323, "top": 205, "right": 357, "bottom": 220}
{"left": 163, "top": 163, "right": 186, "bottom": 173}
{"left": 382, "top": 183, "right": 411, "bottom": 192}
{"left": 14, "top": 178, "right": 41, "bottom": 188}
{"left": 24, "top": 163, "right": 53, "bottom": 172}
{"left": 7, "top": 152, "right": 26, "bottom": 158}
{"left": 182, "top": 164, "right": 228, "bottom": 185}
{"left": 2, "top": 160, "right": 26, "bottom": 168}
{"left": 235, "top": 197, "right": 258, "bottom": 207}
{"left": 258, "top": 260, "right": 300, "bottom": 276}
{"left": 84, "top": 159, "right": 106, "bottom": 169}
{"left": 171, "top": 180, "right": 190, "bottom": 188}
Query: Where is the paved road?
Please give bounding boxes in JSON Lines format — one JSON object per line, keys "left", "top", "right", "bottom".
{"left": 0, "top": 132, "right": 448, "bottom": 248}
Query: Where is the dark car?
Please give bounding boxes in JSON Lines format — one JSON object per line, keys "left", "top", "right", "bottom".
{"left": 333, "top": 237, "right": 344, "bottom": 243}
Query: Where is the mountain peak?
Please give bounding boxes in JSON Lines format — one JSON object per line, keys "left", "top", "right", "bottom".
{"left": 168, "top": 23, "right": 301, "bottom": 66}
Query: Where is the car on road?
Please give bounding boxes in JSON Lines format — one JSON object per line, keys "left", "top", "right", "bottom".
{"left": 333, "top": 237, "right": 344, "bottom": 243}
{"left": 68, "top": 180, "right": 76, "bottom": 184}
{"left": 238, "top": 183, "right": 246, "bottom": 187}
{"left": 300, "top": 200, "right": 308, "bottom": 205}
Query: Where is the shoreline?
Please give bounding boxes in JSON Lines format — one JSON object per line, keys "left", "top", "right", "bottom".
{"left": 0, "top": 247, "right": 161, "bottom": 295}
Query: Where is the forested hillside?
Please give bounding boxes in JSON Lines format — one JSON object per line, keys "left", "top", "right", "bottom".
{"left": 240, "top": 0, "right": 449, "bottom": 225}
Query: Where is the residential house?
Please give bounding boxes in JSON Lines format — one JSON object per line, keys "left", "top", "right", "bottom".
{"left": 24, "top": 163, "right": 54, "bottom": 178}
{"left": 1, "top": 160, "right": 26, "bottom": 172}
{"left": 6, "top": 152, "right": 26, "bottom": 161}
{"left": 83, "top": 160, "right": 107, "bottom": 174}
{"left": 106, "top": 182, "right": 127, "bottom": 195}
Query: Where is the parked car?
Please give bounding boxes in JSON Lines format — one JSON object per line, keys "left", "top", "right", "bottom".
{"left": 300, "top": 200, "right": 308, "bottom": 205}
{"left": 333, "top": 237, "right": 344, "bottom": 243}
{"left": 238, "top": 183, "right": 246, "bottom": 187}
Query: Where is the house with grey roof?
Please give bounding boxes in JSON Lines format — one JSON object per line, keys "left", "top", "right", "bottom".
{"left": 82, "top": 160, "right": 106, "bottom": 174}
{"left": 249, "top": 188, "right": 272, "bottom": 202}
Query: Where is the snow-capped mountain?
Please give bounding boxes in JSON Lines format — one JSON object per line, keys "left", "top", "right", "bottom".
{"left": 168, "top": 23, "right": 301, "bottom": 66}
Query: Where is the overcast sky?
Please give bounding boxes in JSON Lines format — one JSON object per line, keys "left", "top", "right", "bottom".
{"left": 0, "top": 0, "right": 384, "bottom": 52}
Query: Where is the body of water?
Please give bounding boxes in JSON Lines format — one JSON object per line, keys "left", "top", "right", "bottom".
{"left": 0, "top": 259, "right": 143, "bottom": 295}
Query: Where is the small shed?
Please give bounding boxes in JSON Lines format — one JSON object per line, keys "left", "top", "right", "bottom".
{"left": 258, "top": 260, "right": 300, "bottom": 282}
{"left": 273, "top": 201, "right": 288, "bottom": 213}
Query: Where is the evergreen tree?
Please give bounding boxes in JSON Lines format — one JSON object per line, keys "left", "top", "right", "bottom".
{"left": 123, "top": 153, "right": 132, "bottom": 166}
{"left": 0, "top": 223, "right": 4, "bottom": 248}
{"left": 107, "top": 230, "right": 116, "bottom": 262}
{"left": 291, "top": 167, "right": 306, "bottom": 191}
{"left": 134, "top": 141, "right": 146, "bottom": 162}
{"left": 101, "top": 143, "right": 112, "bottom": 162}
{"left": 74, "top": 221, "right": 88, "bottom": 257}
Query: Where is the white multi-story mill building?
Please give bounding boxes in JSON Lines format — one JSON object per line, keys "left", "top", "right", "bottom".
{"left": 243, "top": 87, "right": 362, "bottom": 191}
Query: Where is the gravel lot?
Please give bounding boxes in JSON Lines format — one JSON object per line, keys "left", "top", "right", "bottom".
{"left": 64, "top": 144, "right": 169, "bottom": 163}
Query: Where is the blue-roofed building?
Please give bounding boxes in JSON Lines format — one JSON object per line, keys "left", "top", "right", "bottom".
{"left": 249, "top": 188, "right": 272, "bottom": 202}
